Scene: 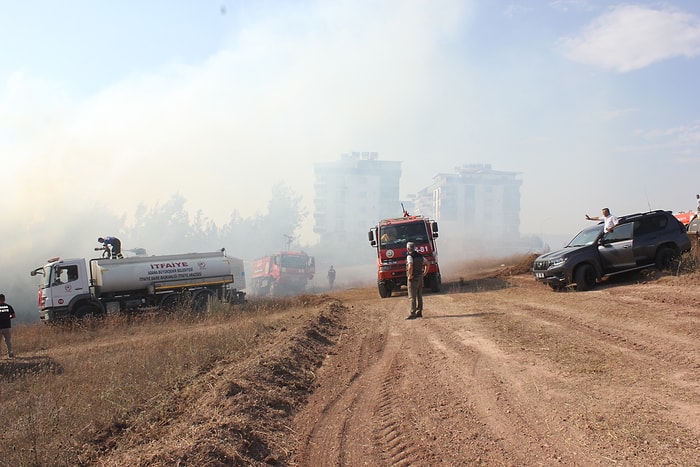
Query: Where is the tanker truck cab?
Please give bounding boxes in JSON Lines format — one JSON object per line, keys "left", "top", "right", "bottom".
{"left": 31, "top": 258, "right": 96, "bottom": 321}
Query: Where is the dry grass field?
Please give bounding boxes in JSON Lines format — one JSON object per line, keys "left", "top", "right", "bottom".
{"left": 1, "top": 295, "right": 339, "bottom": 466}
{"left": 3, "top": 245, "right": 700, "bottom": 466}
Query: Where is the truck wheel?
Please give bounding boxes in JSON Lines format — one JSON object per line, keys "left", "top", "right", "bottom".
{"left": 574, "top": 264, "right": 596, "bottom": 291}
{"left": 655, "top": 246, "right": 676, "bottom": 271}
{"left": 161, "top": 293, "right": 181, "bottom": 312}
{"left": 429, "top": 273, "right": 442, "bottom": 293}
{"left": 378, "top": 282, "right": 391, "bottom": 298}
{"left": 75, "top": 304, "right": 101, "bottom": 319}
{"left": 192, "top": 290, "right": 214, "bottom": 313}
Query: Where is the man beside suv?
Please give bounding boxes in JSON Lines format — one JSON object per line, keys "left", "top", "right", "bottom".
{"left": 533, "top": 210, "right": 691, "bottom": 291}
{"left": 585, "top": 207, "right": 618, "bottom": 233}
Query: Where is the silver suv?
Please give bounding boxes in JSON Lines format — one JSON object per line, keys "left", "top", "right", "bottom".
{"left": 533, "top": 210, "right": 691, "bottom": 291}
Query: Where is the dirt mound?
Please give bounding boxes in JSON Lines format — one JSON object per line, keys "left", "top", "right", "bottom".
{"left": 92, "top": 299, "right": 347, "bottom": 466}
{"left": 440, "top": 253, "right": 538, "bottom": 293}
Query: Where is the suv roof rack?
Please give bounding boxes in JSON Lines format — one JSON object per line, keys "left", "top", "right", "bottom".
{"left": 619, "top": 209, "right": 669, "bottom": 222}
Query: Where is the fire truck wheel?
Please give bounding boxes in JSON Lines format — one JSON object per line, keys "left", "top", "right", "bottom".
{"left": 75, "top": 304, "right": 101, "bottom": 319}
{"left": 429, "top": 274, "right": 442, "bottom": 293}
{"left": 378, "top": 282, "right": 391, "bottom": 298}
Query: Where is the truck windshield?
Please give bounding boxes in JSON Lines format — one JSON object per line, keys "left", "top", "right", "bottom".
{"left": 280, "top": 255, "right": 308, "bottom": 269}
{"left": 379, "top": 223, "right": 429, "bottom": 248}
{"left": 35, "top": 265, "right": 51, "bottom": 288}
{"left": 567, "top": 226, "right": 603, "bottom": 247}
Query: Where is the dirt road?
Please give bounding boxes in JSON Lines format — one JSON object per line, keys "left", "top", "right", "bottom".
{"left": 91, "top": 258, "right": 700, "bottom": 466}
{"left": 291, "top": 268, "right": 700, "bottom": 466}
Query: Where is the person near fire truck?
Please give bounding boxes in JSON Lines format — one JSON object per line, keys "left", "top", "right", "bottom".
{"left": 405, "top": 242, "right": 428, "bottom": 320}
{"left": 0, "top": 293, "right": 17, "bottom": 358}
{"left": 98, "top": 236, "right": 125, "bottom": 259}
{"left": 327, "top": 265, "right": 336, "bottom": 290}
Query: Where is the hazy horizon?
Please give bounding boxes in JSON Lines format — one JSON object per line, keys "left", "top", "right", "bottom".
{"left": 3, "top": 1, "right": 700, "bottom": 319}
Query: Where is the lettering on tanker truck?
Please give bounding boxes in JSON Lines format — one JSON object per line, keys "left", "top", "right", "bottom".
{"left": 141, "top": 261, "right": 207, "bottom": 281}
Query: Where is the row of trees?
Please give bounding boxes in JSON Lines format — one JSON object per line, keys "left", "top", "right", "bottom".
{"left": 121, "top": 183, "right": 307, "bottom": 259}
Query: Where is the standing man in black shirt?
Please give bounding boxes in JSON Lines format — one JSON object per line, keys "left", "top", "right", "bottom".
{"left": 0, "top": 293, "right": 16, "bottom": 358}
{"left": 405, "top": 242, "right": 428, "bottom": 320}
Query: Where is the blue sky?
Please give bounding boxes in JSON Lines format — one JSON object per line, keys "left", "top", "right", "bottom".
{"left": 2, "top": 0, "right": 700, "bottom": 247}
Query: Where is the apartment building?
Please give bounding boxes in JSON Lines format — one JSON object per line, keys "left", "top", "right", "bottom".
{"left": 413, "top": 164, "right": 523, "bottom": 251}
{"left": 313, "top": 152, "right": 401, "bottom": 246}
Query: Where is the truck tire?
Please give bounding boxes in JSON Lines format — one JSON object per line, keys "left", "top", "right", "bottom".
{"left": 192, "top": 289, "right": 214, "bottom": 313}
{"left": 160, "top": 293, "right": 181, "bottom": 312}
{"left": 655, "top": 246, "right": 676, "bottom": 271}
{"left": 378, "top": 282, "right": 391, "bottom": 298}
{"left": 574, "top": 264, "right": 596, "bottom": 291}
{"left": 429, "top": 273, "right": 441, "bottom": 293}
{"left": 75, "top": 304, "right": 101, "bottom": 319}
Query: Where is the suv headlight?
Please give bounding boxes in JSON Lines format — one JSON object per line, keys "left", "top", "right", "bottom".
{"left": 549, "top": 257, "right": 567, "bottom": 268}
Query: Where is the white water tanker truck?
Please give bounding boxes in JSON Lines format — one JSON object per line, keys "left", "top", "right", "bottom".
{"left": 30, "top": 249, "right": 246, "bottom": 321}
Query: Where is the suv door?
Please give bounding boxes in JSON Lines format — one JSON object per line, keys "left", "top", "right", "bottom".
{"left": 632, "top": 214, "right": 668, "bottom": 266}
{"left": 598, "top": 222, "right": 635, "bottom": 272}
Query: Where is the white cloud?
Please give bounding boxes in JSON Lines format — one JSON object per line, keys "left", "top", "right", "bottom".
{"left": 559, "top": 4, "right": 700, "bottom": 72}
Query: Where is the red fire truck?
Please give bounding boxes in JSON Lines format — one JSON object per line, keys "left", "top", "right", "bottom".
{"left": 368, "top": 209, "right": 441, "bottom": 298}
{"left": 250, "top": 251, "right": 315, "bottom": 296}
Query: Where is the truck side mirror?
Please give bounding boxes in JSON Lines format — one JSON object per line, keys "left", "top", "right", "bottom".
{"left": 368, "top": 230, "right": 376, "bottom": 247}
{"left": 432, "top": 222, "right": 439, "bottom": 234}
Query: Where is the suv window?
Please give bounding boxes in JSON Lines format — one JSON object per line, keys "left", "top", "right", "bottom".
{"left": 603, "top": 222, "right": 633, "bottom": 243}
{"left": 634, "top": 215, "right": 667, "bottom": 235}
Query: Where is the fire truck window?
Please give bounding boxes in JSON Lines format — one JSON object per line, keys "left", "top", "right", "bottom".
{"left": 281, "top": 255, "right": 308, "bottom": 269}
{"left": 53, "top": 268, "right": 67, "bottom": 285}
{"left": 406, "top": 224, "right": 428, "bottom": 242}
{"left": 380, "top": 229, "right": 396, "bottom": 244}
{"left": 67, "top": 265, "right": 79, "bottom": 282}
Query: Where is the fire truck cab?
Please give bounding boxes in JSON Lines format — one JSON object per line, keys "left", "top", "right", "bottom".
{"left": 368, "top": 214, "right": 441, "bottom": 298}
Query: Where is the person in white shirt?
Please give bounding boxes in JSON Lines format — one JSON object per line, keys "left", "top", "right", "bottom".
{"left": 585, "top": 208, "right": 619, "bottom": 233}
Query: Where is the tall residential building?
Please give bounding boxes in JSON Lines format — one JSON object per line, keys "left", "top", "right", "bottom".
{"left": 314, "top": 152, "right": 401, "bottom": 246}
{"left": 413, "top": 164, "right": 522, "bottom": 247}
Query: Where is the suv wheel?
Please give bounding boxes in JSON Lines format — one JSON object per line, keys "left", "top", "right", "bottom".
{"left": 575, "top": 264, "right": 596, "bottom": 291}
{"left": 655, "top": 246, "right": 676, "bottom": 271}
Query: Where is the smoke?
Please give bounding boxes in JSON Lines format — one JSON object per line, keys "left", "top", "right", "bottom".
{"left": 1, "top": 184, "right": 308, "bottom": 324}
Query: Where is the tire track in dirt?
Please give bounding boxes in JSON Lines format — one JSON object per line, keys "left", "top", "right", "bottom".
{"left": 438, "top": 283, "right": 700, "bottom": 463}
{"left": 293, "top": 299, "right": 427, "bottom": 466}
{"left": 372, "top": 362, "right": 422, "bottom": 466}
{"left": 418, "top": 295, "right": 586, "bottom": 465}
{"left": 294, "top": 275, "right": 700, "bottom": 465}
{"left": 516, "top": 297, "right": 700, "bottom": 372}
{"left": 514, "top": 276, "right": 700, "bottom": 369}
